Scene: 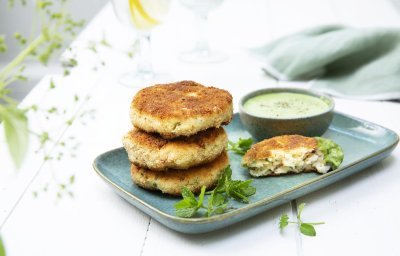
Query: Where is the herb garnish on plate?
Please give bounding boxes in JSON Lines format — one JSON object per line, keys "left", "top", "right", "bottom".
{"left": 175, "top": 166, "right": 256, "bottom": 218}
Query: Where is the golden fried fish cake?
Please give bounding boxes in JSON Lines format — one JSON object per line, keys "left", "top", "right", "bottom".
{"left": 130, "top": 80, "right": 233, "bottom": 139}
{"left": 130, "top": 151, "right": 229, "bottom": 196}
{"left": 123, "top": 127, "right": 228, "bottom": 171}
{"left": 242, "top": 135, "right": 332, "bottom": 177}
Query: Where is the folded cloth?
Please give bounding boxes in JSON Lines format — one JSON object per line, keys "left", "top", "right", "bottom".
{"left": 251, "top": 25, "right": 400, "bottom": 100}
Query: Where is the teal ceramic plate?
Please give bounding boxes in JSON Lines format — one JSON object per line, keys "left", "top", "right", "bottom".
{"left": 93, "top": 113, "right": 398, "bottom": 234}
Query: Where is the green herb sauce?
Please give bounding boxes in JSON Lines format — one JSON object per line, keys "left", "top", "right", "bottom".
{"left": 243, "top": 92, "right": 329, "bottom": 118}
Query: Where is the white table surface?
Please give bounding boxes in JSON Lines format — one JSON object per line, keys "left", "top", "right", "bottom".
{"left": 1, "top": 0, "right": 400, "bottom": 255}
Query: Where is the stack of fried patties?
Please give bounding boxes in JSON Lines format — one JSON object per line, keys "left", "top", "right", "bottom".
{"left": 123, "top": 80, "right": 233, "bottom": 196}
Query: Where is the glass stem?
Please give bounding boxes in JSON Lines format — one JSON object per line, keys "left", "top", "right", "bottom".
{"left": 194, "top": 14, "right": 210, "bottom": 54}
{"left": 137, "top": 32, "right": 153, "bottom": 76}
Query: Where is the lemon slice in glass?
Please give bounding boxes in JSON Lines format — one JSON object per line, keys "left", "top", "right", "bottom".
{"left": 129, "top": 0, "right": 161, "bottom": 30}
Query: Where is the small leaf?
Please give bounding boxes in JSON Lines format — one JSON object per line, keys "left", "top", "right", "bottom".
{"left": 0, "top": 105, "right": 29, "bottom": 168}
{"left": 49, "top": 79, "right": 56, "bottom": 89}
{"left": 174, "top": 198, "right": 196, "bottom": 209}
{"left": 0, "top": 35, "right": 7, "bottom": 53}
{"left": 279, "top": 214, "right": 289, "bottom": 230}
{"left": 214, "top": 166, "right": 230, "bottom": 192}
{"left": 239, "top": 185, "right": 256, "bottom": 197}
{"left": 300, "top": 223, "right": 316, "bottom": 236}
{"left": 227, "top": 138, "right": 253, "bottom": 155}
{"left": 181, "top": 187, "right": 195, "bottom": 201}
{"left": 213, "top": 204, "right": 227, "bottom": 214}
{"left": 212, "top": 193, "right": 227, "bottom": 207}
{"left": 297, "top": 203, "right": 306, "bottom": 220}
{"left": 197, "top": 186, "right": 206, "bottom": 207}
{"left": 175, "top": 207, "right": 197, "bottom": 218}
{"left": 175, "top": 187, "right": 200, "bottom": 217}
{"left": 0, "top": 235, "right": 5, "bottom": 256}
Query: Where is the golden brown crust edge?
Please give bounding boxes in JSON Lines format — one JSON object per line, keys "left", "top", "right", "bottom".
{"left": 130, "top": 80, "right": 233, "bottom": 138}
{"left": 242, "top": 135, "right": 318, "bottom": 164}
{"left": 130, "top": 151, "right": 229, "bottom": 196}
{"left": 122, "top": 127, "right": 228, "bottom": 171}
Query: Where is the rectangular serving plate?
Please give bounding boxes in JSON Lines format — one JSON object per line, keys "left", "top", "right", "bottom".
{"left": 93, "top": 112, "right": 398, "bottom": 234}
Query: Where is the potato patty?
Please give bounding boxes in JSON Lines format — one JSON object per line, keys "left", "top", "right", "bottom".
{"left": 242, "top": 135, "right": 331, "bottom": 177}
{"left": 130, "top": 80, "right": 233, "bottom": 138}
{"left": 130, "top": 151, "right": 229, "bottom": 196}
{"left": 123, "top": 127, "right": 228, "bottom": 171}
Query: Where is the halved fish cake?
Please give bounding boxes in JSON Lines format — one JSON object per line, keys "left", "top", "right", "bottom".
{"left": 123, "top": 127, "right": 228, "bottom": 171}
{"left": 130, "top": 151, "right": 229, "bottom": 196}
{"left": 130, "top": 80, "right": 233, "bottom": 139}
{"left": 242, "top": 135, "right": 343, "bottom": 177}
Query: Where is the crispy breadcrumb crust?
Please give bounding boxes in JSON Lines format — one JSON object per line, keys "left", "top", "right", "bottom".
{"left": 123, "top": 127, "right": 228, "bottom": 171}
{"left": 130, "top": 151, "right": 229, "bottom": 196}
{"left": 130, "top": 81, "right": 233, "bottom": 138}
{"left": 242, "top": 135, "right": 317, "bottom": 164}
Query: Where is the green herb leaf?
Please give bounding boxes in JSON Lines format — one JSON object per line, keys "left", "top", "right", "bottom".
{"left": 279, "top": 202, "right": 324, "bottom": 237}
{"left": 175, "top": 166, "right": 256, "bottom": 218}
{"left": 49, "top": 79, "right": 56, "bottom": 89}
{"left": 175, "top": 187, "right": 203, "bottom": 218}
{"left": 227, "top": 137, "right": 253, "bottom": 155}
{"left": 211, "top": 193, "right": 227, "bottom": 207}
{"left": 279, "top": 214, "right": 289, "bottom": 230}
{"left": 69, "top": 175, "right": 75, "bottom": 184}
{"left": 0, "top": 105, "right": 29, "bottom": 168}
{"left": 175, "top": 207, "right": 198, "bottom": 218}
{"left": 222, "top": 166, "right": 256, "bottom": 203}
{"left": 300, "top": 223, "right": 316, "bottom": 236}
{"left": 0, "top": 235, "right": 5, "bottom": 256}
{"left": 197, "top": 186, "right": 206, "bottom": 208}
{"left": 181, "top": 187, "right": 197, "bottom": 206}
{"left": 0, "top": 35, "right": 7, "bottom": 53}
{"left": 297, "top": 202, "right": 305, "bottom": 220}
{"left": 207, "top": 190, "right": 228, "bottom": 217}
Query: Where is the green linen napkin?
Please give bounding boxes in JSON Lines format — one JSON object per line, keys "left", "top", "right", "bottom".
{"left": 252, "top": 25, "right": 400, "bottom": 100}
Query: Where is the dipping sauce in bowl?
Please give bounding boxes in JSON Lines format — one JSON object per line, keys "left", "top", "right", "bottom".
{"left": 239, "top": 88, "right": 334, "bottom": 141}
{"left": 243, "top": 92, "right": 330, "bottom": 119}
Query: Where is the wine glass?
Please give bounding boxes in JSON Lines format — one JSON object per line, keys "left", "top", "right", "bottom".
{"left": 179, "top": 0, "right": 226, "bottom": 63}
{"left": 111, "top": 0, "right": 171, "bottom": 87}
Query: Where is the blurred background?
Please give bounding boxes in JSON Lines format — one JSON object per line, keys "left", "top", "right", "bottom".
{"left": 1, "top": 0, "right": 400, "bottom": 101}
{"left": 0, "top": 0, "right": 107, "bottom": 101}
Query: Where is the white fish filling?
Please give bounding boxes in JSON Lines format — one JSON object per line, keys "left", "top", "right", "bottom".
{"left": 248, "top": 148, "right": 331, "bottom": 177}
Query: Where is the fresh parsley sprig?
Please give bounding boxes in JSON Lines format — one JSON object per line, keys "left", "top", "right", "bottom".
{"left": 227, "top": 137, "right": 254, "bottom": 155}
{"left": 174, "top": 166, "right": 256, "bottom": 218}
{"left": 279, "top": 203, "right": 325, "bottom": 237}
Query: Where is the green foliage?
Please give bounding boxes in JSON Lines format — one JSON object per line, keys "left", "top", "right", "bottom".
{"left": 213, "top": 166, "right": 256, "bottom": 203}
{"left": 0, "top": 235, "right": 5, "bottom": 256}
{"left": 175, "top": 166, "right": 256, "bottom": 218}
{"left": 30, "top": 92, "right": 95, "bottom": 199}
{"left": 0, "top": 105, "right": 28, "bottom": 168}
{"left": 300, "top": 223, "right": 316, "bottom": 236}
{"left": 14, "top": 32, "right": 27, "bottom": 45}
{"left": 279, "top": 213, "right": 289, "bottom": 229}
{"left": 175, "top": 187, "right": 206, "bottom": 218}
{"left": 227, "top": 137, "right": 253, "bottom": 155}
{"left": 279, "top": 203, "right": 324, "bottom": 237}
{"left": 0, "top": 0, "right": 85, "bottom": 168}
{"left": 8, "top": 0, "right": 27, "bottom": 7}
{"left": 0, "top": 36, "right": 6, "bottom": 53}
